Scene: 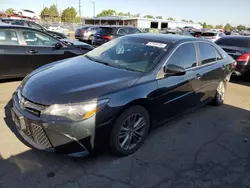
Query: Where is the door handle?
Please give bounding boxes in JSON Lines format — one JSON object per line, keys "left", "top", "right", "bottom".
{"left": 28, "top": 50, "right": 38, "bottom": 54}
{"left": 196, "top": 73, "right": 202, "bottom": 79}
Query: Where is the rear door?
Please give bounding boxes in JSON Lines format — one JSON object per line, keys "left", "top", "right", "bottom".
{"left": 154, "top": 42, "right": 202, "bottom": 123}
{"left": 20, "top": 29, "right": 76, "bottom": 71}
{"left": 0, "top": 29, "right": 30, "bottom": 79}
{"left": 196, "top": 42, "right": 224, "bottom": 101}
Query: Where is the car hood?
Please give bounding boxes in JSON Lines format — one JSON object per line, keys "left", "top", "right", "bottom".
{"left": 21, "top": 56, "right": 141, "bottom": 105}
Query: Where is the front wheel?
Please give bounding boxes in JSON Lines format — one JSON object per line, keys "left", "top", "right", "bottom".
{"left": 110, "top": 106, "right": 150, "bottom": 157}
{"left": 212, "top": 81, "right": 226, "bottom": 106}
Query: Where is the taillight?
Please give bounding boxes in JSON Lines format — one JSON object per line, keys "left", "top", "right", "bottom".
{"left": 237, "top": 53, "right": 250, "bottom": 62}
{"left": 233, "top": 61, "right": 237, "bottom": 69}
{"left": 102, "top": 35, "right": 113, "bottom": 40}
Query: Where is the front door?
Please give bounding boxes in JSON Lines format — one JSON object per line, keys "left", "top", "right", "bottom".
{"left": 0, "top": 29, "right": 30, "bottom": 79}
{"left": 152, "top": 42, "right": 202, "bottom": 123}
{"left": 20, "top": 29, "right": 75, "bottom": 72}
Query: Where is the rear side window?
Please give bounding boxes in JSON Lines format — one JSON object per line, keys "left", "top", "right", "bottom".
{"left": 167, "top": 43, "right": 197, "bottom": 69}
{"left": 96, "top": 27, "right": 113, "bottom": 35}
{"left": 215, "top": 37, "right": 250, "bottom": 48}
{"left": 198, "top": 43, "right": 220, "bottom": 64}
{"left": 201, "top": 32, "right": 216, "bottom": 37}
{"left": 0, "top": 29, "right": 19, "bottom": 45}
{"left": 27, "top": 22, "right": 44, "bottom": 30}
{"left": 117, "top": 28, "right": 128, "bottom": 35}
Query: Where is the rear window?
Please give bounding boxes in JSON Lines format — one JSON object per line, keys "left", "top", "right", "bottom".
{"left": 201, "top": 32, "right": 216, "bottom": 37}
{"left": 215, "top": 37, "right": 250, "bottom": 48}
{"left": 96, "top": 27, "right": 113, "bottom": 35}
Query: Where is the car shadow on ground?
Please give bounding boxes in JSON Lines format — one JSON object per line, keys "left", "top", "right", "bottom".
{"left": 0, "top": 78, "right": 23, "bottom": 84}
{"left": 230, "top": 76, "right": 250, "bottom": 87}
{"left": 2, "top": 100, "right": 250, "bottom": 188}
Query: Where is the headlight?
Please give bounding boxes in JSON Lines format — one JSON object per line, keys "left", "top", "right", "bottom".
{"left": 42, "top": 99, "right": 109, "bottom": 121}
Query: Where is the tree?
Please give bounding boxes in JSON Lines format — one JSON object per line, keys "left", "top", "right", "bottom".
{"left": 49, "top": 4, "right": 59, "bottom": 21}
{"left": 202, "top": 22, "right": 207, "bottom": 28}
{"left": 61, "top": 7, "right": 77, "bottom": 23}
{"left": 156, "top": 16, "right": 163, "bottom": 19}
{"left": 40, "top": 7, "right": 51, "bottom": 21}
{"left": 189, "top": 20, "right": 193, "bottom": 23}
{"left": 181, "top": 19, "right": 188, "bottom": 22}
{"left": 237, "top": 24, "right": 246, "bottom": 31}
{"left": 215, "top": 25, "right": 223, "bottom": 29}
{"left": 224, "top": 23, "right": 232, "bottom": 31}
{"left": 132, "top": 13, "right": 140, "bottom": 17}
{"left": 167, "top": 17, "right": 176, "bottom": 21}
{"left": 144, "top": 15, "right": 154, "bottom": 19}
{"left": 97, "top": 9, "right": 116, "bottom": 17}
{"left": 207, "top": 24, "right": 214, "bottom": 29}
{"left": 5, "top": 8, "right": 14, "bottom": 15}
{"left": 198, "top": 22, "right": 202, "bottom": 25}
{"left": 75, "top": 16, "right": 81, "bottom": 23}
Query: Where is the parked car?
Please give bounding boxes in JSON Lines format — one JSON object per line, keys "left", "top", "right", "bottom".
{"left": 92, "top": 26, "right": 142, "bottom": 46}
{"left": 0, "top": 25, "right": 93, "bottom": 80}
{"left": 215, "top": 36, "right": 250, "bottom": 78}
{"left": 13, "top": 9, "right": 39, "bottom": 19}
{"left": 11, "top": 34, "right": 234, "bottom": 157}
{"left": 0, "top": 18, "right": 67, "bottom": 39}
{"left": 48, "top": 25, "right": 71, "bottom": 37}
{"left": 75, "top": 25, "right": 100, "bottom": 43}
{"left": 200, "top": 32, "right": 226, "bottom": 42}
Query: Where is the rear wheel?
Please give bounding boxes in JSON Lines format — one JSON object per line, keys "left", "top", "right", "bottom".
{"left": 110, "top": 106, "right": 150, "bottom": 157}
{"left": 212, "top": 81, "right": 226, "bottom": 106}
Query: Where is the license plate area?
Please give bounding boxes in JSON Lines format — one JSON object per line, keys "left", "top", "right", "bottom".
{"left": 11, "top": 108, "right": 26, "bottom": 130}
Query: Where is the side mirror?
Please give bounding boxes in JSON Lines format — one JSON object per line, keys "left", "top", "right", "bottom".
{"left": 54, "top": 42, "right": 63, "bottom": 50}
{"left": 163, "top": 64, "right": 186, "bottom": 76}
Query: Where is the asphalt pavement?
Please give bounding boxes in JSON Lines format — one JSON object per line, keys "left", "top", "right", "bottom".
{"left": 0, "top": 78, "right": 250, "bottom": 188}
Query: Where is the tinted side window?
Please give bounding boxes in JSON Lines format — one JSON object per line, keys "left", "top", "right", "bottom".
{"left": 0, "top": 29, "right": 19, "bottom": 45}
{"left": 198, "top": 43, "right": 217, "bottom": 65}
{"left": 117, "top": 28, "right": 128, "bottom": 35}
{"left": 27, "top": 22, "right": 44, "bottom": 30}
{"left": 22, "top": 30, "right": 58, "bottom": 46}
{"left": 167, "top": 43, "right": 197, "bottom": 69}
{"left": 130, "top": 28, "right": 141, "bottom": 34}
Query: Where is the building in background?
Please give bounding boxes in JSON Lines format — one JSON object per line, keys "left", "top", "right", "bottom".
{"left": 85, "top": 16, "right": 202, "bottom": 30}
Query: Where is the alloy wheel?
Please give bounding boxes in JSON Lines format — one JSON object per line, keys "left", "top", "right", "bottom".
{"left": 118, "top": 113, "right": 146, "bottom": 150}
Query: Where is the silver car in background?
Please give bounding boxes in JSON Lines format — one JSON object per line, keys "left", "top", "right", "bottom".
{"left": 75, "top": 25, "right": 100, "bottom": 43}
{"left": 201, "top": 32, "right": 226, "bottom": 42}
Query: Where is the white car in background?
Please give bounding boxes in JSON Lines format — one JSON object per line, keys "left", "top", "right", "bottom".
{"left": 200, "top": 32, "right": 226, "bottom": 42}
{"left": 48, "top": 26, "right": 71, "bottom": 36}
{"left": 13, "top": 9, "right": 39, "bottom": 19}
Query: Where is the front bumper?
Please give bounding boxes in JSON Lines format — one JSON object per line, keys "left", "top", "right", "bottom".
{"left": 11, "top": 94, "right": 98, "bottom": 157}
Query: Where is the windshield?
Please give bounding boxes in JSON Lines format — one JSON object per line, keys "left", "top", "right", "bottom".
{"left": 85, "top": 36, "right": 168, "bottom": 72}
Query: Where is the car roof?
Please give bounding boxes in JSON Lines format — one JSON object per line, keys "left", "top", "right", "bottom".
{"left": 219, "top": 35, "right": 250, "bottom": 40}
{"left": 0, "top": 24, "right": 34, "bottom": 29}
{"left": 125, "top": 33, "right": 205, "bottom": 44}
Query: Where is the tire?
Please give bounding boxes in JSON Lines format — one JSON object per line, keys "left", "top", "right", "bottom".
{"left": 212, "top": 80, "right": 226, "bottom": 106}
{"left": 110, "top": 106, "right": 150, "bottom": 157}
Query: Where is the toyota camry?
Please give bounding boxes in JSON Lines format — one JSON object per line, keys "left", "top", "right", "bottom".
{"left": 11, "top": 34, "right": 235, "bottom": 157}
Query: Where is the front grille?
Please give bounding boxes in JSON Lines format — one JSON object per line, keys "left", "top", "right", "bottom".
{"left": 20, "top": 97, "right": 47, "bottom": 117}
{"left": 23, "top": 120, "right": 52, "bottom": 148}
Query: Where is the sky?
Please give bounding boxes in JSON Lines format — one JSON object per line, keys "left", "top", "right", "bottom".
{"left": 1, "top": 0, "right": 250, "bottom": 26}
